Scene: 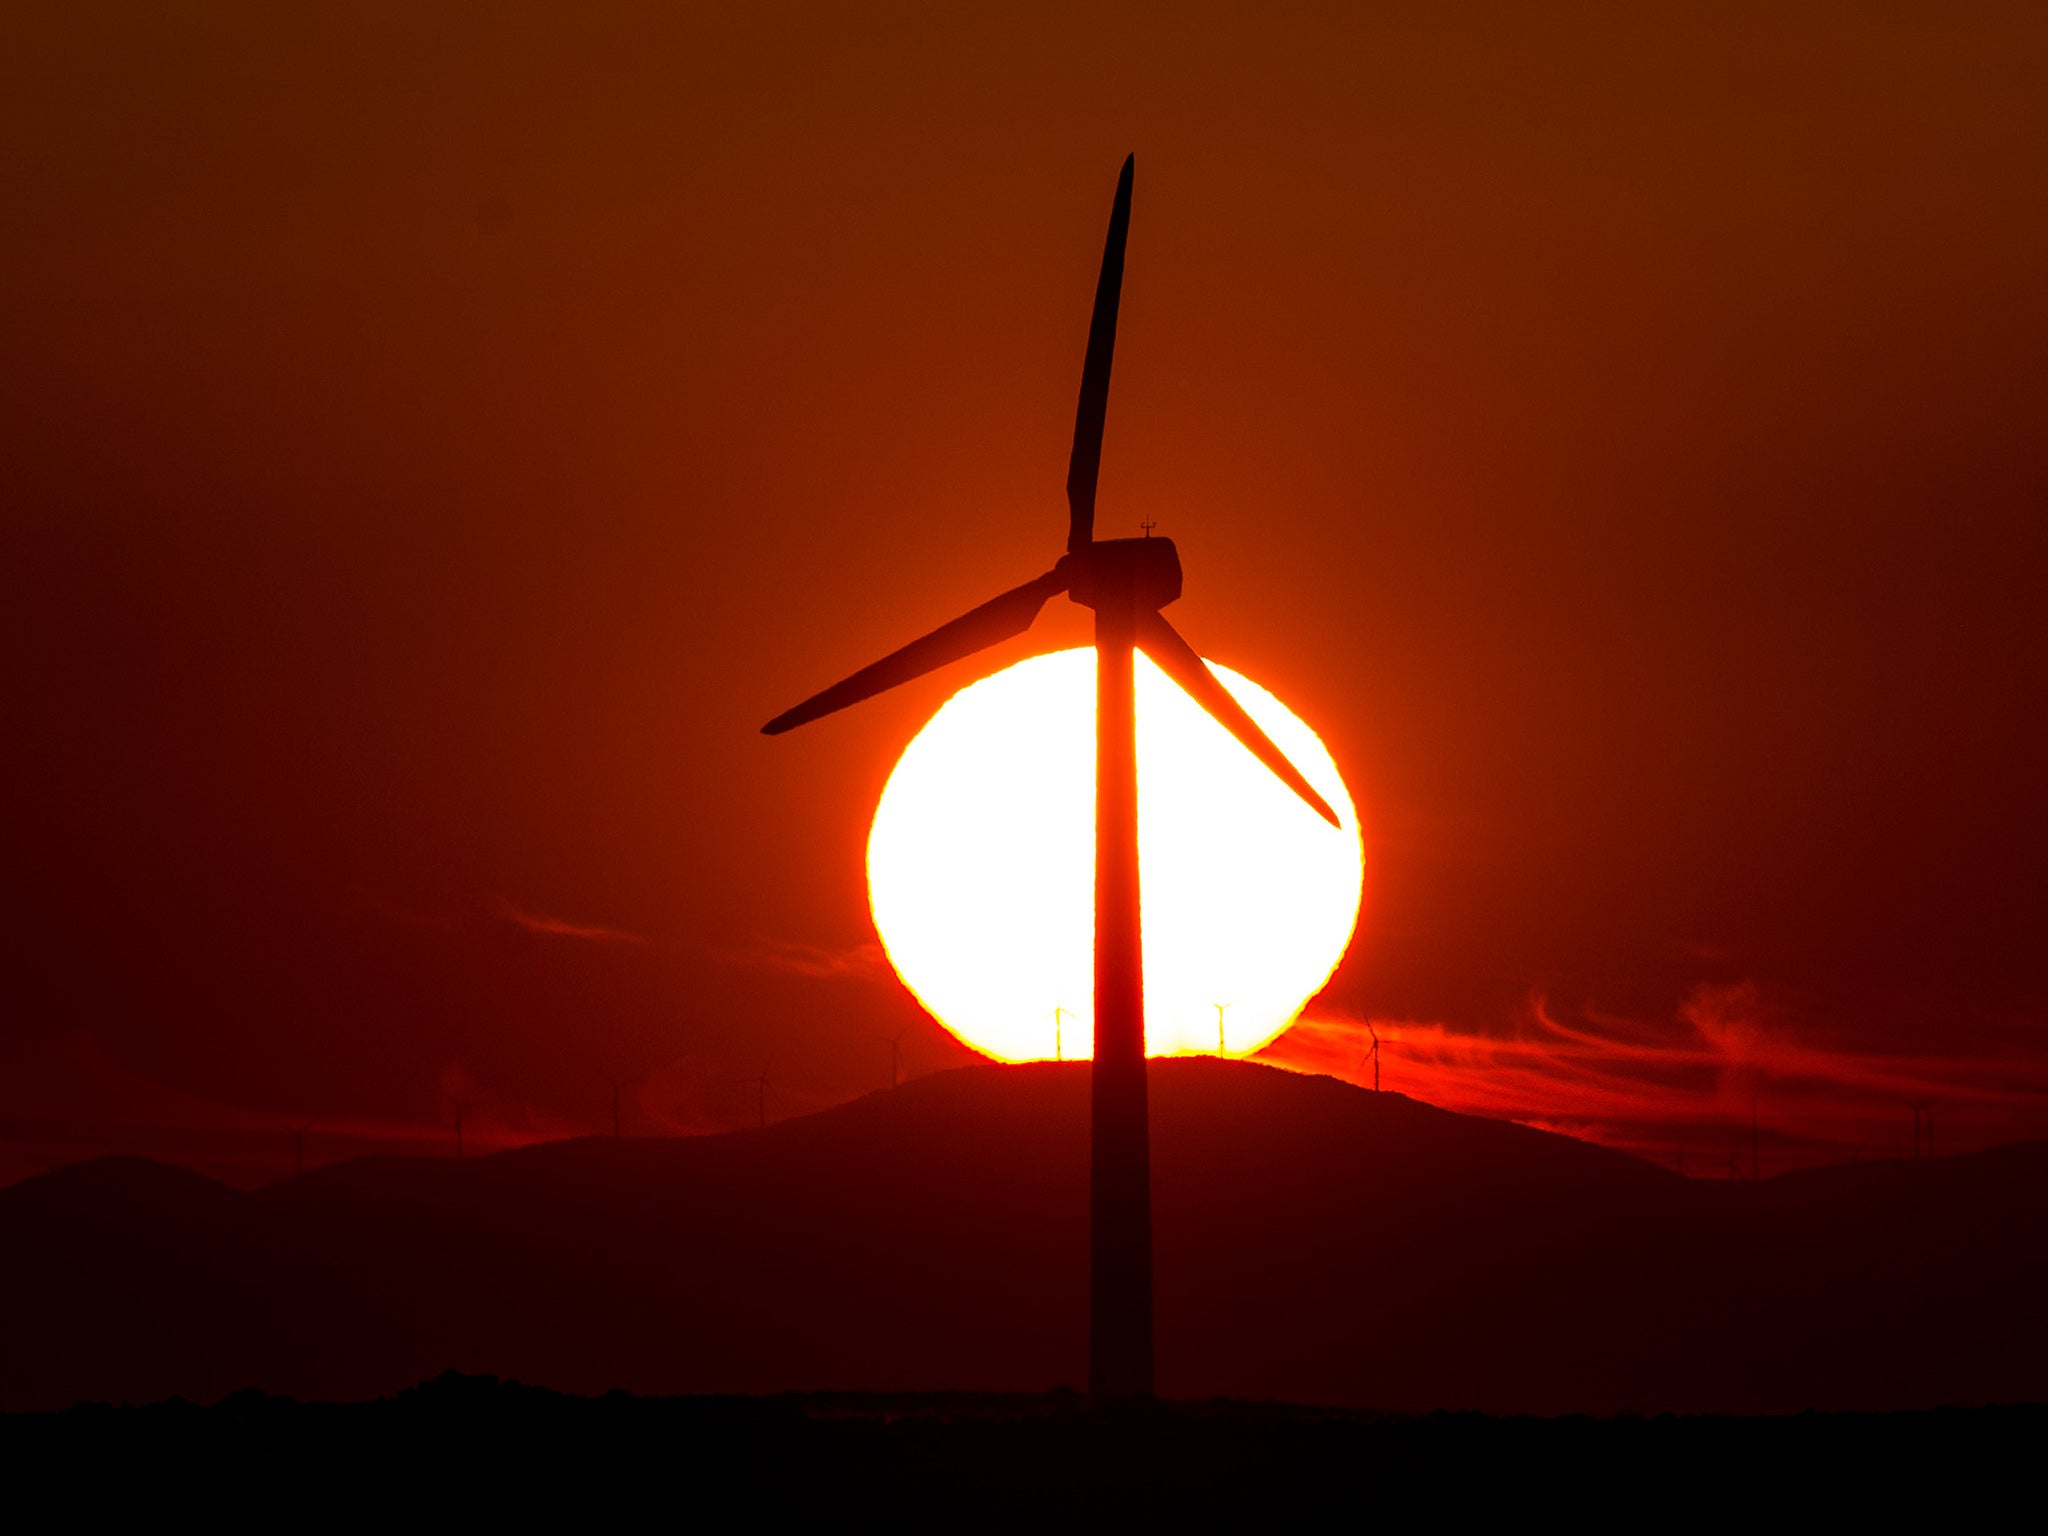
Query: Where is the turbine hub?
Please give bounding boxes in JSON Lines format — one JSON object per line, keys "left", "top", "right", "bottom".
{"left": 1066, "top": 536, "right": 1183, "bottom": 614}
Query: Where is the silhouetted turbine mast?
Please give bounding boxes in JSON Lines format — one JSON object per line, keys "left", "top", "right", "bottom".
{"left": 763, "top": 157, "right": 1340, "bottom": 1400}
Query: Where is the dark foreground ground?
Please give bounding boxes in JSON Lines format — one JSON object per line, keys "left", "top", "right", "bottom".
{"left": 5, "top": 1374, "right": 2038, "bottom": 1523}
{"left": 10, "top": 1065, "right": 2046, "bottom": 1416}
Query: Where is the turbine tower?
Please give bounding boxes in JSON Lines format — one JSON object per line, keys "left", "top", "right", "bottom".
{"left": 1363, "top": 1024, "right": 1381, "bottom": 1093}
{"left": 763, "top": 157, "right": 1340, "bottom": 1400}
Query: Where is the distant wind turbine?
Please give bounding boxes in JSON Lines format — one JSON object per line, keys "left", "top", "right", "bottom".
{"left": 883, "top": 1025, "right": 911, "bottom": 1090}
{"left": 740, "top": 1063, "right": 778, "bottom": 1131}
{"left": 761, "top": 157, "right": 1343, "bottom": 1399}
{"left": 442, "top": 1091, "right": 475, "bottom": 1160}
{"left": 1750, "top": 1093, "right": 1760, "bottom": 1182}
{"left": 1051, "top": 1006, "right": 1068, "bottom": 1062}
{"left": 1362, "top": 1025, "right": 1381, "bottom": 1093}
{"left": 1212, "top": 1002, "right": 1235, "bottom": 1055}
{"left": 598, "top": 1070, "right": 644, "bottom": 1138}
{"left": 1892, "top": 1097, "right": 1941, "bottom": 1163}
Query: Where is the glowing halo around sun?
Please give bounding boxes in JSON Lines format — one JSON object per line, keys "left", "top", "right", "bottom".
{"left": 866, "top": 647, "right": 1363, "bottom": 1061}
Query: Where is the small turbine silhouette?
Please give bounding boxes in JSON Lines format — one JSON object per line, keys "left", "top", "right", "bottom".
{"left": 1212, "top": 1002, "right": 1236, "bottom": 1055}
{"left": 442, "top": 1090, "right": 475, "bottom": 1160}
{"left": 1751, "top": 1092, "right": 1760, "bottom": 1182}
{"left": 737, "top": 1062, "right": 778, "bottom": 1132}
{"left": 764, "top": 156, "right": 1341, "bottom": 1401}
{"left": 598, "top": 1069, "right": 645, "bottom": 1138}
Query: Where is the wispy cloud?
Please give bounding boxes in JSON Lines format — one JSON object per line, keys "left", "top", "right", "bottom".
{"left": 0, "top": 1033, "right": 577, "bottom": 1188}
{"left": 728, "top": 937, "right": 890, "bottom": 983}
{"left": 489, "top": 896, "right": 645, "bottom": 945}
{"left": 1263, "top": 982, "right": 2048, "bottom": 1172}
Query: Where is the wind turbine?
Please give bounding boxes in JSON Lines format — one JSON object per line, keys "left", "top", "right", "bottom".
{"left": 762, "top": 156, "right": 1341, "bottom": 1400}
{"left": 598, "top": 1069, "right": 644, "bottom": 1138}
{"left": 740, "top": 1063, "right": 778, "bottom": 1131}
{"left": 443, "top": 1091, "right": 475, "bottom": 1160}
{"left": 883, "top": 1025, "right": 911, "bottom": 1089}
{"left": 1212, "top": 1002, "right": 1235, "bottom": 1055}
{"left": 1750, "top": 1092, "right": 1760, "bottom": 1182}
{"left": 1362, "top": 1024, "right": 1381, "bottom": 1093}
{"left": 1051, "top": 1006, "right": 1068, "bottom": 1062}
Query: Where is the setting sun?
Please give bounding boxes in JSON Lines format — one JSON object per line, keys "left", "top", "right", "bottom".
{"left": 867, "top": 648, "right": 1363, "bottom": 1061}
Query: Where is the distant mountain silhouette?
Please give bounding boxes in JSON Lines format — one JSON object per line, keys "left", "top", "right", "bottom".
{"left": 3, "top": 1061, "right": 2042, "bottom": 1413}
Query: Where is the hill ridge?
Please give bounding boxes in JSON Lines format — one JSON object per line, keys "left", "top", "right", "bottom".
{"left": 2, "top": 1061, "right": 2041, "bottom": 1414}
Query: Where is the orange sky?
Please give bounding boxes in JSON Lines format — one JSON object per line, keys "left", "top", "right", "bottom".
{"left": 4, "top": 2, "right": 2045, "bottom": 1182}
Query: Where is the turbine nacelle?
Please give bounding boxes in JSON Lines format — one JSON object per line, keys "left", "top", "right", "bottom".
{"left": 1065, "top": 536, "right": 1183, "bottom": 615}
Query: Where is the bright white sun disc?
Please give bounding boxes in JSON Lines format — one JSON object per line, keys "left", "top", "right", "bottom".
{"left": 866, "top": 647, "right": 1363, "bottom": 1060}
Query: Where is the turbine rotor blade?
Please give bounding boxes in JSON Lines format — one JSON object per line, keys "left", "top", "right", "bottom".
{"left": 763, "top": 568, "right": 1068, "bottom": 734}
{"left": 1066, "top": 155, "right": 1134, "bottom": 554}
{"left": 1136, "top": 611, "right": 1342, "bottom": 828}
